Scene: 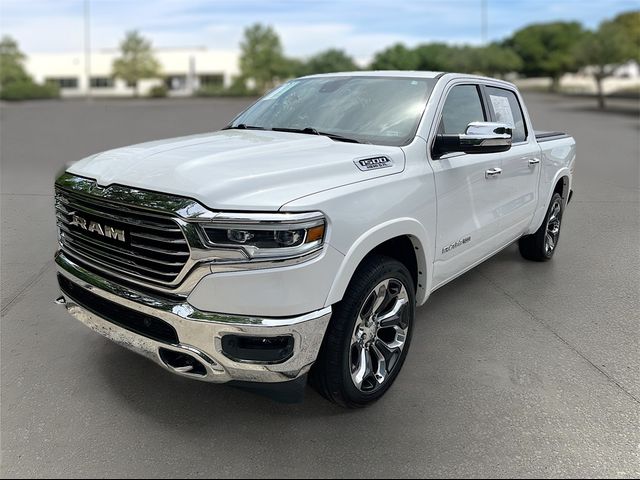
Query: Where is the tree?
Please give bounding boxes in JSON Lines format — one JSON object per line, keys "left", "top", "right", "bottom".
{"left": 445, "top": 45, "right": 479, "bottom": 73}
{"left": 370, "top": 43, "right": 419, "bottom": 70}
{"left": 609, "top": 11, "right": 640, "bottom": 62}
{"left": 239, "top": 24, "right": 289, "bottom": 93}
{"left": 472, "top": 44, "right": 523, "bottom": 77}
{"left": 0, "top": 36, "right": 59, "bottom": 100}
{"left": 506, "top": 22, "right": 586, "bottom": 91}
{"left": 303, "top": 49, "right": 358, "bottom": 75}
{"left": 575, "top": 20, "right": 635, "bottom": 109}
{"left": 415, "top": 43, "right": 456, "bottom": 71}
{"left": 370, "top": 42, "right": 521, "bottom": 77}
{"left": 112, "top": 31, "right": 161, "bottom": 97}
{"left": 0, "top": 36, "right": 30, "bottom": 88}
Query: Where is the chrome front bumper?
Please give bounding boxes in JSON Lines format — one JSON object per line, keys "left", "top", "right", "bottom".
{"left": 55, "top": 252, "right": 332, "bottom": 384}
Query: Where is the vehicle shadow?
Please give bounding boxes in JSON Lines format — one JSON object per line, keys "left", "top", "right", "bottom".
{"left": 95, "top": 341, "right": 350, "bottom": 425}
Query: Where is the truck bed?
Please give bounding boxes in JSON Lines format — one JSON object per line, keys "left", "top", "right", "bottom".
{"left": 535, "top": 130, "right": 570, "bottom": 142}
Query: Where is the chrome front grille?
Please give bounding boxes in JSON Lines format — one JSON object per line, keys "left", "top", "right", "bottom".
{"left": 55, "top": 188, "right": 190, "bottom": 285}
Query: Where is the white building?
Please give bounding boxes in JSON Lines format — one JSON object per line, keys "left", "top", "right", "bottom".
{"left": 25, "top": 47, "right": 240, "bottom": 97}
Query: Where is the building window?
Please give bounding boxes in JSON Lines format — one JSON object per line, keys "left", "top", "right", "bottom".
{"left": 199, "top": 74, "right": 224, "bottom": 88}
{"left": 165, "top": 75, "right": 187, "bottom": 91}
{"left": 46, "top": 77, "right": 78, "bottom": 89}
{"left": 90, "top": 77, "right": 114, "bottom": 88}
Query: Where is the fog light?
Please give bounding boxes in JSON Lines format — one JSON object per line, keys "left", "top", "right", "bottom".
{"left": 221, "top": 335, "right": 294, "bottom": 364}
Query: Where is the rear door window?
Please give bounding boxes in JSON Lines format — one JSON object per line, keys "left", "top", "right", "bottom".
{"left": 485, "top": 87, "right": 527, "bottom": 143}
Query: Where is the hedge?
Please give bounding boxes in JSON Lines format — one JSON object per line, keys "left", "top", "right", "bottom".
{"left": 0, "top": 81, "right": 60, "bottom": 101}
{"left": 148, "top": 85, "right": 168, "bottom": 98}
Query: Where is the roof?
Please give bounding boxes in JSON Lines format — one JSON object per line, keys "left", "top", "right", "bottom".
{"left": 302, "top": 71, "right": 525, "bottom": 94}
{"left": 300, "top": 71, "right": 517, "bottom": 89}
{"left": 302, "top": 70, "right": 444, "bottom": 79}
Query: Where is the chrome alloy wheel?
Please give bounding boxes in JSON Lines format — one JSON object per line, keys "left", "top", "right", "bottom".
{"left": 545, "top": 199, "right": 562, "bottom": 255}
{"left": 349, "top": 278, "right": 410, "bottom": 392}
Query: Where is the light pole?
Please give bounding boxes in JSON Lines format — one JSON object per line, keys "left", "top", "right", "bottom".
{"left": 84, "top": 0, "right": 91, "bottom": 99}
{"left": 481, "top": 0, "right": 488, "bottom": 44}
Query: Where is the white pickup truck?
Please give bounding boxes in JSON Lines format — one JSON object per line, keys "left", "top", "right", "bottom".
{"left": 55, "top": 72, "right": 575, "bottom": 407}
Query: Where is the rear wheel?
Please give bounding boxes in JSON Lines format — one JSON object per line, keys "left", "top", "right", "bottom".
{"left": 519, "top": 192, "right": 564, "bottom": 261}
{"left": 311, "top": 255, "right": 415, "bottom": 408}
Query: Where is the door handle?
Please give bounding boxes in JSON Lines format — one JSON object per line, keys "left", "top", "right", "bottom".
{"left": 528, "top": 158, "right": 541, "bottom": 166}
{"left": 485, "top": 167, "right": 502, "bottom": 178}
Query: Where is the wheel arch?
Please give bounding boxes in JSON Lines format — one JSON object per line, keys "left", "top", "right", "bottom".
{"left": 325, "top": 218, "right": 433, "bottom": 307}
{"left": 554, "top": 175, "right": 570, "bottom": 205}
{"left": 528, "top": 169, "right": 572, "bottom": 234}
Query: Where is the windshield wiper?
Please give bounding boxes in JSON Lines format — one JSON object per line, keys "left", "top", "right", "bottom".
{"left": 223, "top": 123, "right": 266, "bottom": 130}
{"left": 271, "top": 127, "right": 362, "bottom": 144}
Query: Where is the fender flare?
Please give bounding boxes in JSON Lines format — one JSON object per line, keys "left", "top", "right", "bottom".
{"left": 528, "top": 168, "right": 572, "bottom": 234}
{"left": 324, "top": 218, "right": 433, "bottom": 307}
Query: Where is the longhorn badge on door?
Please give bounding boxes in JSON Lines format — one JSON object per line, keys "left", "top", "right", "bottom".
{"left": 442, "top": 235, "right": 472, "bottom": 254}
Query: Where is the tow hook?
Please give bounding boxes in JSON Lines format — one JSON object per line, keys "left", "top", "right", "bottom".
{"left": 54, "top": 296, "right": 66, "bottom": 305}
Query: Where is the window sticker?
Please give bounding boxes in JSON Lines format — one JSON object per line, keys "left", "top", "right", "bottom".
{"left": 489, "top": 95, "right": 515, "bottom": 127}
{"left": 263, "top": 81, "right": 298, "bottom": 100}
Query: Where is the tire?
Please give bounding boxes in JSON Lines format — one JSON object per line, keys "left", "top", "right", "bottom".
{"left": 519, "top": 192, "right": 564, "bottom": 261}
{"left": 311, "top": 254, "right": 415, "bottom": 408}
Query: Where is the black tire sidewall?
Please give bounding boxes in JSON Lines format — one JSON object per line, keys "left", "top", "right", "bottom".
{"left": 542, "top": 193, "right": 564, "bottom": 259}
{"left": 335, "top": 257, "right": 416, "bottom": 406}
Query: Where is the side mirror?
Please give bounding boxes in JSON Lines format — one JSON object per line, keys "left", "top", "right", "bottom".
{"left": 433, "top": 122, "right": 512, "bottom": 158}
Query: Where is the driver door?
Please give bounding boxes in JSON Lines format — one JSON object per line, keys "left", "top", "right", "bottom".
{"left": 430, "top": 83, "right": 508, "bottom": 287}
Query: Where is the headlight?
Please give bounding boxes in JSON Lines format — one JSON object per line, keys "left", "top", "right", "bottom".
{"left": 200, "top": 212, "right": 326, "bottom": 259}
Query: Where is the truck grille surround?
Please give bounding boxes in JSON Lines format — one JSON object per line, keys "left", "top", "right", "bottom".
{"left": 55, "top": 188, "right": 190, "bottom": 286}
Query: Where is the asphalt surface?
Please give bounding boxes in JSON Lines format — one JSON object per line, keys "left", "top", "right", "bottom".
{"left": 1, "top": 93, "right": 638, "bottom": 478}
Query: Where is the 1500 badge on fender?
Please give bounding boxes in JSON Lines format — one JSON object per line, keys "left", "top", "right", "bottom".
{"left": 354, "top": 156, "right": 393, "bottom": 171}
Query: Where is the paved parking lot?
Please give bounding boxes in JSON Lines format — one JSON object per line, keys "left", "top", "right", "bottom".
{"left": 1, "top": 93, "right": 638, "bottom": 478}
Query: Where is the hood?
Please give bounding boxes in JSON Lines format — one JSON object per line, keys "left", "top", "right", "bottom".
{"left": 67, "top": 130, "right": 405, "bottom": 211}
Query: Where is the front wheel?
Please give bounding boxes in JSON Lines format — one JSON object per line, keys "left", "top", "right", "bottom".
{"left": 311, "top": 255, "right": 415, "bottom": 408}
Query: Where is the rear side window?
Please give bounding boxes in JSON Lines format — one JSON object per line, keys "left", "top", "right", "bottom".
{"left": 439, "top": 85, "right": 486, "bottom": 134}
{"left": 485, "top": 87, "right": 527, "bottom": 143}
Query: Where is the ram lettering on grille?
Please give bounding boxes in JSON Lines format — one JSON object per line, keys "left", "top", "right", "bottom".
{"left": 70, "top": 214, "right": 126, "bottom": 242}
{"left": 55, "top": 188, "right": 190, "bottom": 285}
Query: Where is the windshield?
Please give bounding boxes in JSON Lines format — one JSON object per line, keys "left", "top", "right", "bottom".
{"left": 229, "top": 76, "right": 437, "bottom": 147}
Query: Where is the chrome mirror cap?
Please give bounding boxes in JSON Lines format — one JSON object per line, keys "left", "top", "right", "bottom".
{"left": 433, "top": 121, "right": 513, "bottom": 158}
{"left": 464, "top": 121, "right": 512, "bottom": 138}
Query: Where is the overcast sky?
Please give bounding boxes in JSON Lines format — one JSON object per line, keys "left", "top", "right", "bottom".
{"left": 1, "top": 0, "right": 637, "bottom": 62}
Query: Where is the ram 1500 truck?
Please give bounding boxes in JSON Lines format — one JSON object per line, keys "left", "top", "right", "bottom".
{"left": 54, "top": 72, "right": 575, "bottom": 407}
